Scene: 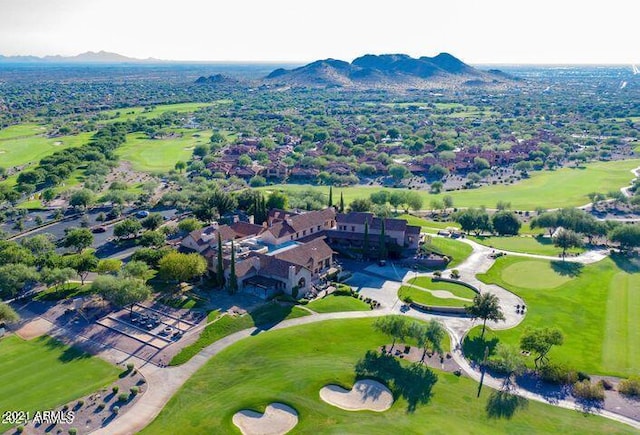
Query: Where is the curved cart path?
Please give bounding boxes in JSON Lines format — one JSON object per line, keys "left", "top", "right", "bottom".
{"left": 91, "top": 241, "right": 639, "bottom": 434}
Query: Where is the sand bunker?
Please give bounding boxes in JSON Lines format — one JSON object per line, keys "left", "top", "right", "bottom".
{"left": 232, "top": 403, "right": 298, "bottom": 435}
{"left": 0, "top": 150, "right": 6, "bottom": 154}
{"left": 53, "top": 141, "right": 62, "bottom": 146}
{"left": 320, "top": 379, "right": 394, "bottom": 412}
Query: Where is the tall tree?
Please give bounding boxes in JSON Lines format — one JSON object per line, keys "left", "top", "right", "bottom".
{"left": 339, "top": 192, "right": 345, "bottom": 213}
{"left": 491, "top": 211, "right": 521, "bottom": 236}
{"left": 158, "top": 252, "right": 207, "bottom": 287}
{"left": 465, "top": 293, "right": 505, "bottom": 338}
{"left": 113, "top": 219, "right": 143, "bottom": 240}
{"left": 92, "top": 275, "right": 151, "bottom": 317}
{"left": 378, "top": 218, "right": 387, "bottom": 261}
{"left": 216, "top": 232, "right": 225, "bottom": 288}
{"left": 520, "top": 327, "right": 564, "bottom": 368}
{"left": 328, "top": 186, "right": 333, "bottom": 207}
{"left": 64, "top": 252, "right": 99, "bottom": 285}
{"left": 63, "top": 228, "right": 94, "bottom": 253}
{"left": 373, "top": 316, "right": 408, "bottom": 352}
{"left": 553, "top": 229, "right": 583, "bottom": 259}
{"left": 363, "top": 220, "right": 370, "bottom": 260}
{"left": 228, "top": 241, "right": 238, "bottom": 294}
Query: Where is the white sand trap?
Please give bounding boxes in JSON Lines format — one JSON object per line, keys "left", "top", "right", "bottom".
{"left": 320, "top": 379, "right": 394, "bottom": 412}
{"left": 0, "top": 150, "right": 6, "bottom": 154}
{"left": 53, "top": 141, "right": 62, "bottom": 146}
{"left": 232, "top": 403, "right": 298, "bottom": 435}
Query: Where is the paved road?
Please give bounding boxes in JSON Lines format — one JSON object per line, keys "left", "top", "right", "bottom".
{"left": 87, "top": 239, "right": 638, "bottom": 434}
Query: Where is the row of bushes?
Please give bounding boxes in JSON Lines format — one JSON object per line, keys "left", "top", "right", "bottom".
{"left": 536, "top": 363, "right": 640, "bottom": 400}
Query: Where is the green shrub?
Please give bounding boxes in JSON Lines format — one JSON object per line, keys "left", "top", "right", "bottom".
{"left": 450, "top": 269, "right": 460, "bottom": 279}
{"left": 112, "top": 385, "right": 119, "bottom": 394}
{"left": 598, "top": 379, "right": 614, "bottom": 390}
{"left": 572, "top": 380, "right": 605, "bottom": 401}
{"left": 539, "top": 363, "right": 578, "bottom": 385}
{"left": 130, "top": 386, "right": 139, "bottom": 395}
{"left": 618, "top": 376, "right": 640, "bottom": 397}
{"left": 68, "top": 429, "right": 78, "bottom": 435}
{"left": 126, "top": 362, "right": 135, "bottom": 371}
{"left": 113, "top": 405, "right": 120, "bottom": 414}
{"left": 577, "top": 371, "right": 590, "bottom": 382}
{"left": 16, "top": 426, "right": 24, "bottom": 434}
{"left": 433, "top": 270, "right": 442, "bottom": 278}
{"left": 118, "top": 393, "right": 129, "bottom": 402}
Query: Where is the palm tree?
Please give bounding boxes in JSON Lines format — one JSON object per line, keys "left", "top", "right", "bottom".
{"left": 465, "top": 293, "right": 505, "bottom": 338}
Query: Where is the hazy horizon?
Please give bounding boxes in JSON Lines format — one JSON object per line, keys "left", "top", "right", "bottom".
{"left": 1, "top": 0, "right": 638, "bottom": 64}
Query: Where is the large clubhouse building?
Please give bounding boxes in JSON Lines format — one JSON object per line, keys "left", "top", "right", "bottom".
{"left": 181, "top": 207, "right": 421, "bottom": 299}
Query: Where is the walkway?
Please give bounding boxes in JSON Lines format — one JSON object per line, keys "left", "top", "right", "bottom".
{"left": 90, "top": 240, "right": 639, "bottom": 434}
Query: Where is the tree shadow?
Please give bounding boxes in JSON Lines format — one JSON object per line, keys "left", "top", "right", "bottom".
{"left": 485, "top": 390, "right": 528, "bottom": 419}
{"left": 534, "top": 235, "right": 554, "bottom": 246}
{"left": 250, "top": 301, "right": 294, "bottom": 335}
{"left": 610, "top": 253, "right": 640, "bottom": 274}
{"left": 462, "top": 334, "right": 499, "bottom": 363}
{"left": 38, "top": 336, "right": 91, "bottom": 362}
{"left": 550, "top": 261, "right": 583, "bottom": 277}
{"left": 355, "top": 350, "right": 437, "bottom": 413}
{"left": 574, "top": 397, "right": 604, "bottom": 415}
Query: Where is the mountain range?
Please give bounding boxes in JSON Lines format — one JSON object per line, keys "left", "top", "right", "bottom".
{"left": 0, "top": 51, "right": 161, "bottom": 63}
{"left": 265, "top": 53, "right": 513, "bottom": 88}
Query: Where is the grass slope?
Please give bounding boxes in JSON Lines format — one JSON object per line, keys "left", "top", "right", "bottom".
{"left": 143, "top": 318, "right": 631, "bottom": 434}
{"left": 470, "top": 235, "right": 584, "bottom": 256}
{"left": 169, "top": 302, "right": 309, "bottom": 366}
{"left": 409, "top": 277, "right": 478, "bottom": 298}
{"left": 306, "top": 294, "right": 371, "bottom": 313}
{"left": 0, "top": 131, "right": 93, "bottom": 168}
{"left": 97, "top": 102, "right": 223, "bottom": 123}
{"left": 262, "top": 159, "right": 640, "bottom": 210}
{"left": 0, "top": 335, "right": 120, "bottom": 431}
{"left": 476, "top": 255, "right": 640, "bottom": 376}
{"left": 399, "top": 286, "right": 471, "bottom": 307}
{"left": 116, "top": 130, "right": 211, "bottom": 172}
{"left": 423, "top": 236, "right": 473, "bottom": 269}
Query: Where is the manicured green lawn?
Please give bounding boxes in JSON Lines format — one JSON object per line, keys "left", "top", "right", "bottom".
{"left": 0, "top": 131, "right": 92, "bottom": 168}
{"left": 0, "top": 123, "right": 46, "bottom": 140}
{"left": 399, "top": 286, "right": 471, "bottom": 307}
{"left": 470, "top": 235, "right": 584, "bottom": 256}
{"left": 143, "top": 318, "right": 631, "bottom": 434}
{"left": 423, "top": 236, "right": 473, "bottom": 268}
{"left": 0, "top": 335, "right": 120, "bottom": 432}
{"left": 97, "top": 102, "right": 222, "bottom": 123}
{"left": 116, "top": 130, "right": 211, "bottom": 172}
{"left": 169, "top": 302, "right": 309, "bottom": 366}
{"left": 476, "top": 255, "right": 640, "bottom": 376}
{"left": 263, "top": 159, "right": 640, "bottom": 209}
{"left": 409, "top": 277, "right": 478, "bottom": 298}
{"left": 34, "top": 283, "right": 92, "bottom": 301}
{"left": 306, "top": 294, "right": 371, "bottom": 313}
{"left": 396, "top": 213, "right": 459, "bottom": 231}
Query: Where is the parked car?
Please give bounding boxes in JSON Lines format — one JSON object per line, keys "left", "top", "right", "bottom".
{"left": 136, "top": 210, "right": 150, "bottom": 218}
{"left": 91, "top": 226, "right": 107, "bottom": 233}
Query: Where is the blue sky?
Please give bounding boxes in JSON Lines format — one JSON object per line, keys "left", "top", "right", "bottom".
{"left": 0, "top": 0, "right": 637, "bottom": 64}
